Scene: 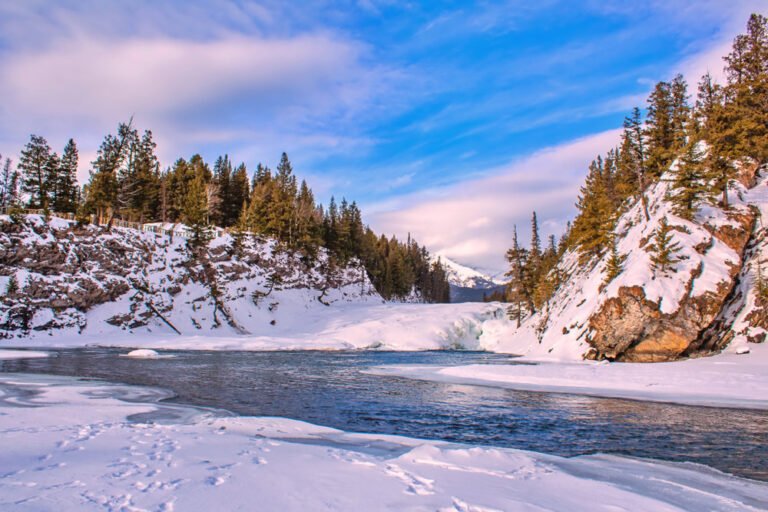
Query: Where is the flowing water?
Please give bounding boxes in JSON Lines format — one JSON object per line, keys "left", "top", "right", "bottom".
{"left": 3, "top": 348, "right": 767, "bottom": 481}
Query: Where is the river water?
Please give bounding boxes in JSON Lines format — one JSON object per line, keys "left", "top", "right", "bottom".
{"left": 2, "top": 348, "right": 767, "bottom": 481}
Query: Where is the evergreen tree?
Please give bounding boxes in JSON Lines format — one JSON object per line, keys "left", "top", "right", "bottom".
{"left": 229, "top": 163, "right": 250, "bottom": 226}
{"left": 755, "top": 258, "right": 768, "bottom": 303}
{"left": 213, "top": 155, "right": 232, "bottom": 226}
{"left": 648, "top": 218, "right": 682, "bottom": 275}
{"left": 56, "top": 139, "right": 79, "bottom": 213}
{"left": 603, "top": 235, "right": 626, "bottom": 286}
{"left": 694, "top": 72, "right": 723, "bottom": 138}
{"left": 670, "top": 74, "right": 691, "bottom": 152}
{"left": 570, "top": 158, "right": 615, "bottom": 260}
{"left": 295, "top": 180, "right": 322, "bottom": 259}
{"left": 18, "top": 134, "right": 54, "bottom": 210}
{"left": 183, "top": 173, "right": 211, "bottom": 253}
{"left": 525, "top": 211, "right": 543, "bottom": 308}
{"left": 0, "top": 156, "right": 20, "bottom": 209}
{"left": 86, "top": 121, "right": 135, "bottom": 223}
{"left": 231, "top": 201, "right": 249, "bottom": 257}
{"left": 645, "top": 80, "right": 675, "bottom": 178}
{"left": 622, "top": 108, "right": 651, "bottom": 220}
{"left": 505, "top": 226, "right": 531, "bottom": 325}
{"left": 5, "top": 274, "right": 18, "bottom": 296}
{"left": 722, "top": 14, "right": 768, "bottom": 163}
{"left": 131, "top": 131, "right": 160, "bottom": 222}
{"left": 669, "top": 138, "right": 708, "bottom": 220}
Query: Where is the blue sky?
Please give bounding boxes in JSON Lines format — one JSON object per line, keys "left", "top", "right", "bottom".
{"left": 0, "top": 1, "right": 765, "bottom": 272}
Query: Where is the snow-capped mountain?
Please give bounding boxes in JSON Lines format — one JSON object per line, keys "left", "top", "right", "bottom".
{"left": 433, "top": 254, "right": 506, "bottom": 302}
{"left": 434, "top": 254, "right": 505, "bottom": 289}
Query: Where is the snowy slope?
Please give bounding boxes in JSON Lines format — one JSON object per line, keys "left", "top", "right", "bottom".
{"left": 476, "top": 164, "right": 765, "bottom": 361}
{"left": 0, "top": 215, "right": 383, "bottom": 340}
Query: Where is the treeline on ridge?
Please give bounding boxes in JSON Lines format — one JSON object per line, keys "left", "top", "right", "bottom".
{"left": 0, "top": 127, "right": 450, "bottom": 303}
{"left": 494, "top": 13, "right": 768, "bottom": 323}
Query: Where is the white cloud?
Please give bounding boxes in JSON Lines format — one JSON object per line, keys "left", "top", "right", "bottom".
{"left": 0, "top": 34, "right": 362, "bottom": 124}
{"left": 367, "top": 129, "right": 622, "bottom": 273}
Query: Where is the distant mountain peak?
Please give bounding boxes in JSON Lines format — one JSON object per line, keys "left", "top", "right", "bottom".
{"left": 433, "top": 254, "right": 505, "bottom": 289}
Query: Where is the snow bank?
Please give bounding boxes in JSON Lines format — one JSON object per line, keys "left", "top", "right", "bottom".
{"left": 121, "top": 349, "right": 161, "bottom": 359}
{"left": 371, "top": 340, "right": 768, "bottom": 409}
{"left": 1, "top": 373, "right": 765, "bottom": 511}
{"left": 0, "top": 349, "right": 48, "bottom": 359}
{"left": 7, "top": 302, "right": 510, "bottom": 352}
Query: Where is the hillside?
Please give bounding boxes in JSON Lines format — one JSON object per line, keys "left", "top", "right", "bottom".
{"left": 0, "top": 215, "right": 382, "bottom": 339}
{"left": 478, "top": 162, "right": 768, "bottom": 361}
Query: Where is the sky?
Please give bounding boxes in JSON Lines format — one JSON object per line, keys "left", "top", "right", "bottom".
{"left": 0, "top": 1, "right": 765, "bottom": 274}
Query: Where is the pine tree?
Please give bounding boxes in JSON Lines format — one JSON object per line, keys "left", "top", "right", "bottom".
{"left": 231, "top": 201, "right": 249, "bottom": 257}
{"left": 713, "top": 14, "right": 768, "bottom": 173}
{"left": 670, "top": 74, "right": 691, "bottom": 153}
{"left": 645, "top": 80, "right": 675, "bottom": 178}
{"left": 86, "top": 121, "right": 135, "bottom": 223}
{"left": 694, "top": 72, "right": 723, "bottom": 138}
{"left": 5, "top": 275, "right": 19, "bottom": 296}
{"left": 505, "top": 226, "right": 531, "bottom": 326}
{"left": 18, "top": 134, "right": 54, "bottom": 210}
{"left": 570, "top": 158, "right": 615, "bottom": 260}
{"left": 623, "top": 108, "right": 651, "bottom": 220}
{"left": 669, "top": 138, "right": 708, "bottom": 220}
{"left": 648, "top": 218, "right": 682, "bottom": 275}
{"left": 0, "top": 156, "right": 20, "bottom": 209}
{"left": 213, "top": 155, "right": 232, "bottom": 226}
{"left": 755, "top": 257, "right": 768, "bottom": 304}
{"left": 183, "top": 174, "right": 212, "bottom": 253}
{"left": 229, "top": 163, "right": 250, "bottom": 226}
{"left": 526, "top": 211, "right": 543, "bottom": 308}
{"left": 56, "top": 139, "right": 79, "bottom": 213}
{"left": 603, "top": 235, "right": 626, "bottom": 286}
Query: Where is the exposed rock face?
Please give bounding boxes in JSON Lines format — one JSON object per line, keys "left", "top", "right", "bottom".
{"left": 586, "top": 208, "right": 755, "bottom": 362}
{"left": 0, "top": 215, "right": 380, "bottom": 338}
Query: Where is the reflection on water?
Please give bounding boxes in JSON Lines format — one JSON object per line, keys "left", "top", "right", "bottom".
{"left": 2, "top": 348, "right": 767, "bottom": 481}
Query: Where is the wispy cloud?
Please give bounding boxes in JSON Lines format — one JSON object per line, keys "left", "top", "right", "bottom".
{"left": 367, "top": 129, "right": 622, "bottom": 273}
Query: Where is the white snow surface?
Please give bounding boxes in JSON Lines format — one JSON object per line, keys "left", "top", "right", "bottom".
{"left": 9, "top": 302, "right": 509, "bottom": 352}
{"left": 121, "top": 349, "right": 161, "bottom": 359}
{"left": 371, "top": 339, "right": 768, "bottom": 409}
{"left": 1, "top": 373, "right": 765, "bottom": 511}
{"left": 0, "top": 349, "right": 48, "bottom": 359}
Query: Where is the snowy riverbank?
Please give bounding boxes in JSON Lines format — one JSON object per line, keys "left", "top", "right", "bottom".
{"left": 369, "top": 341, "right": 768, "bottom": 410}
{"left": 3, "top": 302, "right": 508, "bottom": 352}
{"left": 1, "top": 371, "right": 766, "bottom": 511}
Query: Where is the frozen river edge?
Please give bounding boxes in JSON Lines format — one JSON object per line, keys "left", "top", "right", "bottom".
{"left": 0, "top": 356, "right": 767, "bottom": 510}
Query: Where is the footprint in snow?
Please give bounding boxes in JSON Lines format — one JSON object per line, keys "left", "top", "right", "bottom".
{"left": 384, "top": 464, "right": 435, "bottom": 496}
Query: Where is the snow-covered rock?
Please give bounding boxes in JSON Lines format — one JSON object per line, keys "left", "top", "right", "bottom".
{"left": 122, "top": 349, "right": 161, "bottom": 358}
{"left": 0, "top": 215, "right": 382, "bottom": 340}
{"left": 481, "top": 164, "right": 768, "bottom": 362}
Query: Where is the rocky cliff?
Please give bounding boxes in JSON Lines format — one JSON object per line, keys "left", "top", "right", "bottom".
{"left": 0, "top": 215, "right": 381, "bottom": 339}
{"left": 479, "top": 163, "right": 768, "bottom": 361}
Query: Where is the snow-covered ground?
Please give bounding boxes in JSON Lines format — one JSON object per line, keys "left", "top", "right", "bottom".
{"left": 370, "top": 341, "right": 768, "bottom": 410}
{"left": 1, "top": 370, "right": 766, "bottom": 511}
{"left": 0, "top": 349, "right": 48, "bottom": 359}
{"left": 4, "top": 302, "right": 507, "bottom": 352}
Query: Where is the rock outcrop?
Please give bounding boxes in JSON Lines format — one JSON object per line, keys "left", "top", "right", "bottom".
{"left": 0, "top": 215, "right": 380, "bottom": 338}
{"left": 487, "top": 164, "right": 768, "bottom": 362}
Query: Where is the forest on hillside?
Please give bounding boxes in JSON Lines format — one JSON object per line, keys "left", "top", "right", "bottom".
{"left": 0, "top": 130, "right": 449, "bottom": 303}
{"left": 494, "top": 13, "right": 768, "bottom": 324}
